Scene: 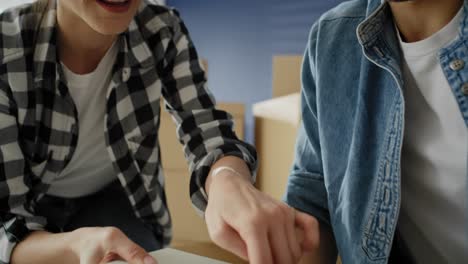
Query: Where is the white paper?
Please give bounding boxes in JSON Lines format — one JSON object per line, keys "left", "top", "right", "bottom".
{"left": 109, "top": 248, "right": 229, "bottom": 264}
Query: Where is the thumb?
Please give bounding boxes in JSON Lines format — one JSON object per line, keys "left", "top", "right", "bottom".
{"left": 295, "top": 210, "right": 320, "bottom": 251}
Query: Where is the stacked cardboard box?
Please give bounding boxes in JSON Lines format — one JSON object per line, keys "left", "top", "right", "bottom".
{"left": 253, "top": 93, "right": 301, "bottom": 200}
{"left": 253, "top": 55, "right": 303, "bottom": 200}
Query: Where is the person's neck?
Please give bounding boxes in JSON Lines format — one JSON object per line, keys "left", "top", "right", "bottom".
{"left": 390, "top": 0, "right": 463, "bottom": 43}
{"left": 57, "top": 3, "right": 117, "bottom": 74}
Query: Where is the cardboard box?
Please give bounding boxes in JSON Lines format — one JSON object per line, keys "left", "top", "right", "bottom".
{"left": 272, "top": 56, "right": 303, "bottom": 98}
{"left": 253, "top": 93, "right": 301, "bottom": 200}
{"left": 164, "top": 168, "right": 209, "bottom": 241}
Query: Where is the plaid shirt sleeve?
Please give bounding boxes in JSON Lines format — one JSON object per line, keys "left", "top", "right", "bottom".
{"left": 0, "top": 82, "right": 47, "bottom": 264}
{"left": 160, "top": 10, "right": 258, "bottom": 214}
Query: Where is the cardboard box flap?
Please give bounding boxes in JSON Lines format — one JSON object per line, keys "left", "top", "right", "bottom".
{"left": 253, "top": 93, "right": 300, "bottom": 125}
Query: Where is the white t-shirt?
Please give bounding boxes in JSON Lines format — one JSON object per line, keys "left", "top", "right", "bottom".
{"left": 398, "top": 8, "right": 468, "bottom": 263}
{"left": 47, "top": 42, "right": 118, "bottom": 198}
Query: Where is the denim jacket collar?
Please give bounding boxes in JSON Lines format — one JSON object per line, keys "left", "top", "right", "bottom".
{"left": 356, "top": 1, "right": 403, "bottom": 85}
{"left": 357, "top": 0, "right": 468, "bottom": 85}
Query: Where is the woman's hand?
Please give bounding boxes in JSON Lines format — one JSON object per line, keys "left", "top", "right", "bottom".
{"left": 70, "top": 227, "right": 157, "bottom": 264}
{"left": 205, "top": 169, "right": 320, "bottom": 264}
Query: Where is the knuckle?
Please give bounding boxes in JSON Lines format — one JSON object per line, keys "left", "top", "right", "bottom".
{"left": 292, "top": 249, "right": 302, "bottom": 262}
{"left": 266, "top": 204, "right": 286, "bottom": 221}
{"left": 239, "top": 220, "right": 262, "bottom": 239}
{"left": 239, "top": 227, "right": 256, "bottom": 241}
{"left": 127, "top": 245, "right": 145, "bottom": 260}
{"left": 304, "top": 216, "right": 319, "bottom": 229}
{"left": 309, "top": 236, "right": 320, "bottom": 251}
{"left": 101, "top": 227, "right": 122, "bottom": 243}
{"left": 208, "top": 225, "right": 228, "bottom": 243}
{"left": 101, "top": 252, "right": 120, "bottom": 262}
{"left": 246, "top": 212, "right": 264, "bottom": 227}
{"left": 279, "top": 203, "right": 293, "bottom": 216}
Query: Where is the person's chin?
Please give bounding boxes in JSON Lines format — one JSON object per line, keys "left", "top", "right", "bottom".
{"left": 92, "top": 23, "right": 131, "bottom": 36}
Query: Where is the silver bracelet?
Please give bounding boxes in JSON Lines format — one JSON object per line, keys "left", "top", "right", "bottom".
{"left": 211, "top": 166, "right": 244, "bottom": 178}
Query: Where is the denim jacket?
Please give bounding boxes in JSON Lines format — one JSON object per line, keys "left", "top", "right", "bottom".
{"left": 284, "top": 0, "right": 468, "bottom": 263}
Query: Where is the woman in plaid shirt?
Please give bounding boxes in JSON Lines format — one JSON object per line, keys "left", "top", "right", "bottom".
{"left": 0, "top": 0, "right": 317, "bottom": 263}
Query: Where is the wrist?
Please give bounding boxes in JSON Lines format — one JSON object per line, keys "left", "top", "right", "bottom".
{"left": 205, "top": 157, "right": 254, "bottom": 196}
{"left": 11, "top": 230, "right": 81, "bottom": 264}
{"left": 207, "top": 166, "right": 252, "bottom": 196}
{"left": 211, "top": 166, "right": 251, "bottom": 182}
{"left": 68, "top": 229, "right": 86, "bottom": 261}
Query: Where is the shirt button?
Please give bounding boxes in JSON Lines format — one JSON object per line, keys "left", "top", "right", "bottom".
{"left": 122, "top": 68, "right": 131, "bottom": 82}
{"left": 450, "top": 59, "right": 465, "bottom": 71}
{"left": 462, "top": 83, "right": 468, "bottom": 96}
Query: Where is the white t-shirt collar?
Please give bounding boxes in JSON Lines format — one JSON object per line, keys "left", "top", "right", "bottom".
{"left": 397, "top": 7, "right": 464, "bottom": 58}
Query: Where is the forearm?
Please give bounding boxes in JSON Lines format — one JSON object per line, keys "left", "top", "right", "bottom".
{"left": 205, "top": 156, "right": 252, "bottom": 194}
{"left": 300, "top": 224, "right": 337, "bottom": 264}
{"left": 11, "top": 230, "right": 78, "bottom": 264}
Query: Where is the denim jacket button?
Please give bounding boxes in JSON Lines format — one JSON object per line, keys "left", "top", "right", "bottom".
{"left": 450, "top": 59, "right": 465, "bottom": 71}
{"left": 462, "top": 83, "right": 468, "bottom": 96}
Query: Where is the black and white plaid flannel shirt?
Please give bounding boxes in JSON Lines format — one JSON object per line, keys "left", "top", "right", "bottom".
{"left": 0, "top": 1, "right": 257, "bottom": 262}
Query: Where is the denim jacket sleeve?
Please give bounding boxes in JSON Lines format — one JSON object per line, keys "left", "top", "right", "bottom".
{"left": 284, "top": 22, "right": 331, "bottom": 228}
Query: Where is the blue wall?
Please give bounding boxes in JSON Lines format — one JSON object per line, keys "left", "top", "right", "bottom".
{"left": 167, "top": 0, "right": 345, "bottom": 142}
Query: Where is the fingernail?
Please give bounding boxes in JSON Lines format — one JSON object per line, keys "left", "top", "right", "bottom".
{"left": 144, "top": 255, "right": 157, "bottom": 264}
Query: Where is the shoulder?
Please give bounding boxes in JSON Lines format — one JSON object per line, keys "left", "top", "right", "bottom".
{"left": 133, "top": 0, "right": 194, "bottom": 65}
{"left": 319, "top": 0, "right": 367, "bottom": 22}
{"left": 0, "top": 3, "right": 39, "bottom": 64}
{"left": 306, "top": 0, "right": 368, "bottom": 66}
{"left": 135, "top": 0, "right": 187, "bottom": 38}
{"left": 309, "top": 0, "right": 367, "bottom": 46}
{"left": 302, "top": 0, "right": 370, "bottom": 103}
